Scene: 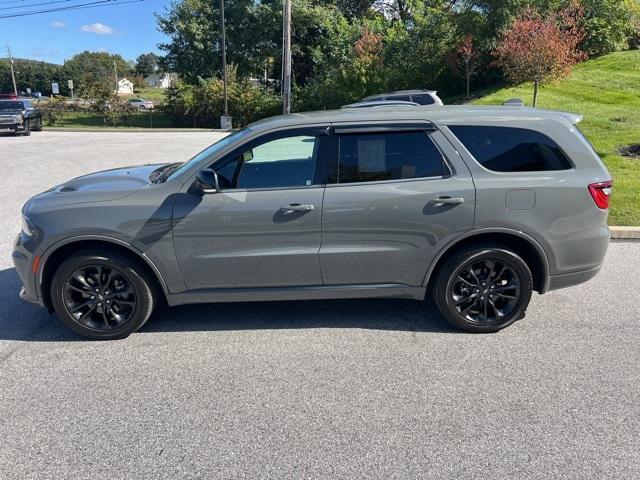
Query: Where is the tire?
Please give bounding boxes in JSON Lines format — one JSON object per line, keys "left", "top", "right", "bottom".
{"left": 22, "top": 120, "right": 31, "bottom": 136}
{"left": 51, "top": 250, "right": 155, "bottom": 340}
{"left": 32, "top": 118, "right": 43, "bottom": 131}
{"left": 433, "top": 247, "right": 533, "bottom": 333}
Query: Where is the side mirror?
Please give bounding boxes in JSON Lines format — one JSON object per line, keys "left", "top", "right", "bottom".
{"left": 196, "top": 168, "right": 220, "bottom": 194}
{"left": 242, "top": 150, "right": 254, "bottom": 163}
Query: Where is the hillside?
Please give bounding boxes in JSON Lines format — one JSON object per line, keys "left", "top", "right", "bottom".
{"left": 473, "top": 50, "right": 640, "bottom": 226}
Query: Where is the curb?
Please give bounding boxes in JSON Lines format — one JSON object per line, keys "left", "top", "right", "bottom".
{"left": 610, "top": 226, "right": 640, "bottom": 240}
{"left": 44, "top": 128, "right": 232, "bottom": 133}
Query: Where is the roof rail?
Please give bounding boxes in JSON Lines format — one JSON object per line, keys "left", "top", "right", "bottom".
{"left": 342, "top": 100, "right": 419, "bottom": 109}
{"left": 502, "top": 98, "right": 525, "bottom": 107}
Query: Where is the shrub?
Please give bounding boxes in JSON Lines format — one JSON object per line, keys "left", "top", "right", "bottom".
{"left": 161, "top": 67, "right": 281, "bottom": 128}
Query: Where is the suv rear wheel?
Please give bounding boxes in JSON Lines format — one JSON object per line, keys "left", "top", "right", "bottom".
{"left": 51, "top": 250, "right": 155, "bottom": 340}
{"left": 433, "top": 247, "right": 533, "bottom": 333}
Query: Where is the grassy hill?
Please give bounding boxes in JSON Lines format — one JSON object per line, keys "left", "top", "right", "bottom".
{"left": 473, "top": 50, "right": 640, "bottom": 226}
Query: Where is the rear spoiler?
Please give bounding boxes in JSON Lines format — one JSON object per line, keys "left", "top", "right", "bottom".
{"left": 501, "top": 99, "right": 583, "bottom": 124}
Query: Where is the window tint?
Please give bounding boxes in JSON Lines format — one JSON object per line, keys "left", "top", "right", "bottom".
{"left": 450, "top": 125, "right": 572, "bottom": 172}
{"left": 217, "top": 135, "right": 318, "bottom": 189}
{"left": 386, "top": 94, "right": 412, "bottom": 102}
{"left": 367, "top": 96, "right": 384, "bottom": 102}
{"left": 411, "top": 94, "right": 435, "bottom": 105}
{"left": 337, "top": 132, "right": 447, "bottom": 183}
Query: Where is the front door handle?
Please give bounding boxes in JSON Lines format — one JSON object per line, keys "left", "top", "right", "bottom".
{"left": 431, "top": 196, "right": 465, "bottom": 207}
{"left": 282, "top": 203, "right": 315, "bottom": 213}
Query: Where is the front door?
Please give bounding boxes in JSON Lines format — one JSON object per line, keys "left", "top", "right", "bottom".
{"left": 320, "top": 125, "right": 475, "bottom": 287}
{"left": 173, "top": 127, "right": 329, "bottom": 290}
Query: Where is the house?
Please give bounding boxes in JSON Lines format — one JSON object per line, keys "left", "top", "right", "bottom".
{"left": 116, "top": 78, "right": 134, "bottom": 95}
{"left": 144, "top": 73, "right": 176, "bottom": 89}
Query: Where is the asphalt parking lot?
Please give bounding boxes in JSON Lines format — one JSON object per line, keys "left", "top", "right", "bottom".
{"left": 1, "top": 131, "right": 639, "bottom": 479}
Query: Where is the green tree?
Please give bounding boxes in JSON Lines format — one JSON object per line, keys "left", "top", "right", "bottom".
{"left": 62, "top": 51, "right": 133, "bottom": 97}
{"left": 580, "top": 0, "right": 634, "bottom": 56}
{"left": 134, "top": 52, "right": 160, "bottom": 75}
{"left": 157, "top": 0, "right": 265, "bottom": 83}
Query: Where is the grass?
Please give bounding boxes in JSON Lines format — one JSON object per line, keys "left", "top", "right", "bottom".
{"left": 131, "top": 87, "right": 167, "bottom": 103}
{"left": 472, "top": 50, "right": 640, "bottom": 226}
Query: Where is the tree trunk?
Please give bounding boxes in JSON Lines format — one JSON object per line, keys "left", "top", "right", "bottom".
{"left": 465, "top": 60, "right": 470, "bottom": 98}
{"left": 533, "top": 80, "right": 539, "bottom": 107}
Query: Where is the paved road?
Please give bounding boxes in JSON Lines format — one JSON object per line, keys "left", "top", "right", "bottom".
{"left": 1, "top": 132, "right": 639, "bottom": 479}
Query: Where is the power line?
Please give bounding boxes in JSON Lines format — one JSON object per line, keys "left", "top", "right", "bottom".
{"left": 0, "top": 0, "right": 143, "bottom": 19}
{"left": 1, "top": 0, "right": 85, "bottom": 13}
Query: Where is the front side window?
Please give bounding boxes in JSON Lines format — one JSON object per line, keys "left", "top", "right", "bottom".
{"left": 449, "top": 125, "right": 572, "bottom": 172}
{"left": 216, "top": 135, "right": 319, "bottom": 190}
{"left": 337, "top": 131, "right": 447, "bottom": 184}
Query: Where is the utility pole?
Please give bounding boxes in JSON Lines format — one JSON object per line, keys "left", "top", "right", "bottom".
{"left": 282, "top": 0, "right": 292, "bottom": 115}
{"left": 219, "top": 0, "right": 232, "bottom": 129}
{"left": 221, "top": 0, "right": 228, "bottom": 115}
{"left": 113, "top": 60, "right": 118, "bottom": 92}
{"left": 6, "top": 45, "right": 18, "bottom": 96}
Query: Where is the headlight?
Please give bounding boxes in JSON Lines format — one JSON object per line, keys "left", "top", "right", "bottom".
{"left": 15, "top": 115, "right": 23, "bottom": 124}
{"left": 21, "top": 215, "right": 34, "bottom": 237}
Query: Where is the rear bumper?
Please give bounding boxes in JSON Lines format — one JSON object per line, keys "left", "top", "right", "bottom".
{"left": 545, "top": 265, "right": 602, "bottom": 292}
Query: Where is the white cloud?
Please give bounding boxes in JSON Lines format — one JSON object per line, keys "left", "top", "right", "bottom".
{"left": 80, "top": 22, "right": 115, "bottom": 35}
{"left": 50, "top": 20, "right": 66, "bottom": 28}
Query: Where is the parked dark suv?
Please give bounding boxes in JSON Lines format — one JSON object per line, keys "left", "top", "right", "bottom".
{"left": 0, "top": 99, "right": 43, "bottom": 135}
{"left": 13, "top": 105, "right": 611, "bottom": 339}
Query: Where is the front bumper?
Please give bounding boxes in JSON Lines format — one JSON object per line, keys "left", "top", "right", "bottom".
{"left": 12, "top": 233, "right": 44, "bottom": 307}
{"left": 0, "top": 123, "right": 26, "bottom": 132}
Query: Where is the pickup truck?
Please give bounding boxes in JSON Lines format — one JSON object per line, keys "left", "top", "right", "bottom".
{"left": 0, "top": 99, "right": 43, "bottom": 135}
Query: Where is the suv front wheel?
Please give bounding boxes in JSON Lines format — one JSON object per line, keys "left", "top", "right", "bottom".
{"left": 433, "top": 247, "right": 533, "bottom": 333}
{"left": 51, "top": 250, "right": 155, "bottom": 339}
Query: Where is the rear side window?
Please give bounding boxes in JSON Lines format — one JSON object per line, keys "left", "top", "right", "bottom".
{"left": 337, "top": 131, "right": 447, "bottom": 183}
{"left": 449, "top": 126, "right": 572, "bottom": 172}
{"left": 411, "top": 94, "right": 435, "bottom": 105}
{"left": 386, "top": 94, "right": 412, "bottom": 102}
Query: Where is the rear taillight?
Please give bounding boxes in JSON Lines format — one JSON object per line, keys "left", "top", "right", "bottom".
{"left": 588, "top": 180, "right": 613, "bottom": 209}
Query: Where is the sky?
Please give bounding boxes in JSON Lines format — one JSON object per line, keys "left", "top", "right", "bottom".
{"left": 0, "top": 0, "right": 172, "bottom": 64}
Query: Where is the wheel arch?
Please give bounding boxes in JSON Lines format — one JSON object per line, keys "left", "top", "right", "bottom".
{"left": 423, "top": 229, "right": 550, "bottom": 295}
{"left": 38, "top": 235, "right": 168, "bottom": 311}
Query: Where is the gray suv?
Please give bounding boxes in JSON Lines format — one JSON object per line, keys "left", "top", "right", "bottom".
{"left": 13, "top": 105, "right": 612, "bottom": 339}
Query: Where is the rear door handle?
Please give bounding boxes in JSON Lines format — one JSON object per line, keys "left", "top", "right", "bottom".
{"left": 282, "top": 203, "right": 315, "bottom": 213}
{"left": 431, "top": 196, "right": 465, "bottom": 206}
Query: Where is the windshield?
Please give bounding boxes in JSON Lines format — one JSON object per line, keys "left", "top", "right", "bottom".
{"left": 165, "top": 128, "right": 252, "bottom": 182}
{"left": 0, "top": 101, "right": 24, "bottom": 110}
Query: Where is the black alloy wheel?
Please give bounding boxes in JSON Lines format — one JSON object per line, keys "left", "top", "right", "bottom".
{"left": 51, "top": 250, "right": 155, "bottom": 339}
{"left": 62, "top": 264, "right": 137, "bottom": 331}
{"left": 433, "top": 247, "right": 533, "bottom": 333}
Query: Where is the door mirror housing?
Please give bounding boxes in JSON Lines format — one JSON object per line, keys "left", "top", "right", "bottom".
{"left": 242, "top": 149, "right": 254, "bottom": 163}
{"left": 196, "top": 168, "right": 220, "bottom": 194}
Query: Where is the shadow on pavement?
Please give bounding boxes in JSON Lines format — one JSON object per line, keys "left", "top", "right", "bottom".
{"left": 0, "top": 267, "right": 457, "bottom": 342}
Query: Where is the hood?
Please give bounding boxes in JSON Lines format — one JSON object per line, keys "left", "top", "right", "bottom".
{"left": 26, "top": 163, "right": 167, "bottom": 210}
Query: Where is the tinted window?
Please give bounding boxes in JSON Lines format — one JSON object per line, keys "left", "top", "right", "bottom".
{"left": 411, "top": 94, "right": 435, "bottom": 105}
{"left": 366, "top": 96, "right": 384, "bottom": 102}
{"left": 450, "top": 126, "right": 572, "bottom": 172}
{"left": 337, "top": 132, "right": 447, "bottom": 183}
{"left": 386, "top": 95, "right": 412, "bottom": 102}
{"left": 217, "top": 135, "right": 319, "bottom": 189}
{"left": 0, "top": 101, "right": 24, "bottom": 110}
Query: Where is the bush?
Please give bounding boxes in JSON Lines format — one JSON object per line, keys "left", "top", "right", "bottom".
{"left": 161, "top": 67, "right": 281, "bottom": 128}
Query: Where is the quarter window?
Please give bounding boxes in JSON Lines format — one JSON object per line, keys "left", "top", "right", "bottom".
{"left": 337, "top": 131, "right": 448, "bottom": 184}
{"left": 449, "top": 125, "right": 572, "bottom": 172}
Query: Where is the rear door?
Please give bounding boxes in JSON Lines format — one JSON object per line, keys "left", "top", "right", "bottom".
{"left": 319, "top": 123, "right": 475, "bottom": 287}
